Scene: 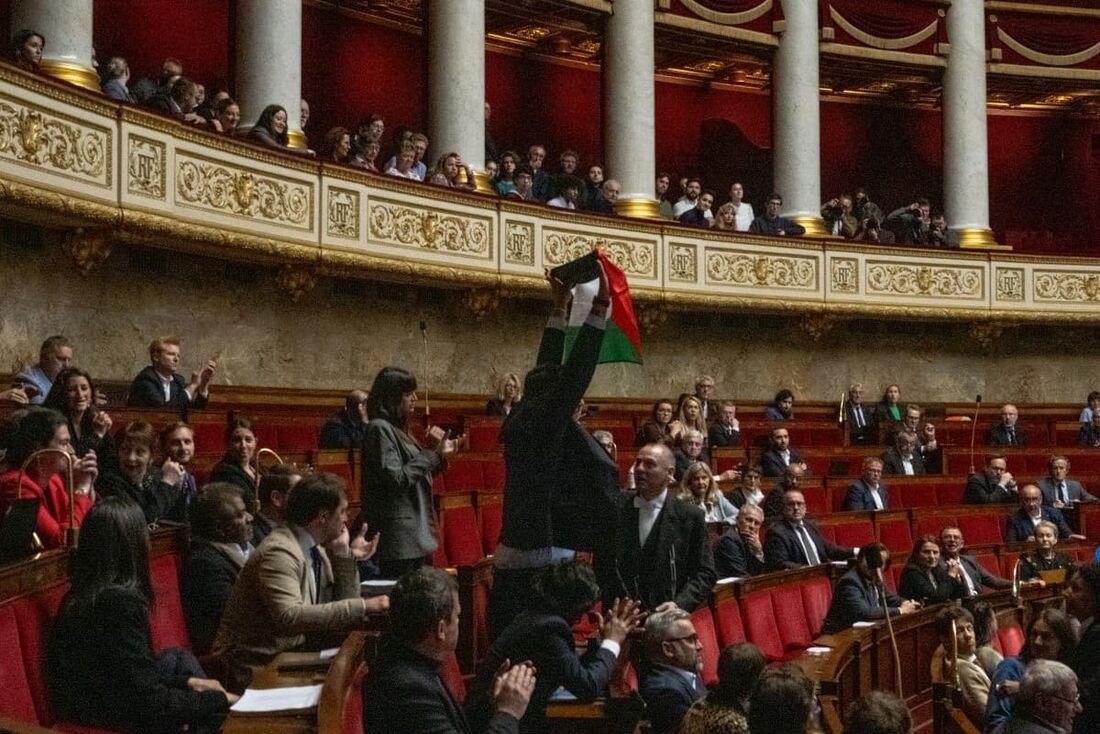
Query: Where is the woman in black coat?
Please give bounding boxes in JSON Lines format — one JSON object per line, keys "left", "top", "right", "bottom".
{"left": 209, "top": 414, "right": 260, "bottom": 512}
{"left": 43, "top": 367, "right": 112, "bottom": 458}
{"left": 246, "top": 104, "right": 289, "bottom": 149}
{"left": 898, "top": 536, "right": 966, "bottom": 604}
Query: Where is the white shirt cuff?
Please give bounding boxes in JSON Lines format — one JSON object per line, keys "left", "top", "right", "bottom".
{"left": 599, "top": 639, "right": 621, "bottom": 658}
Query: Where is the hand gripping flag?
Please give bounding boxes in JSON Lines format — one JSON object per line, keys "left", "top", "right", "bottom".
{"left": 552, "top": 250, "right": 643, "bottom": 365}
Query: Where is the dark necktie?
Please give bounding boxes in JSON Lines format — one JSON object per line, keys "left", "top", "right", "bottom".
{"left": 310, "top": 546, "right": 323, "bottom": 603}
{"left": 1008, "top": 428, "right": 1016, "bottom": 446}
{"left": 855, "top": 406, "right": 864, "bottom": 428}
{"left": 796, "top": 524, "right": 821, "bottom": 565}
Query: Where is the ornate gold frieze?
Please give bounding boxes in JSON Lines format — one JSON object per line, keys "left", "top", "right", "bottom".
{"left": 368, "top": 201, "right": 491, "bottom": 257}
{"left": 866, "top": 263, "right": 983, "bottom": 298}
{"left": 669, "top": 244, "right": 698, "bottom": 282}
{"left": 996, "top": 267, "right": 1025, "bottom": 302}
{"left": 175, "top": 154, "right": 312, "bottom": 228}
{"left": 127, "top": 135, "right": 166, "bottom": 200}
{"left": 0, "top": 101, "right": 109, "bottom": 185}
{"left": 543, "top": 232, "right": 656, "bottom": 278}
{"left": 1034, "top": 271, "right": 1100, "bottom": 302}
{"left": 705, "top": 251, "right": 816, "bottom": 289}
{"left": 830, "top": 257, "right": 859, "bottom": 293}
{"left": 504, "top": 221, "right": 535, "bottom": 266}
{"left": 968, "top": 321, "right": 1006, "bottom": 349}
{"left": 326, "top": 187, "right": 360, "bottom": 239}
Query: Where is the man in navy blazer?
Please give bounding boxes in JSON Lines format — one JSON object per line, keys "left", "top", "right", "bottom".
{"left": 639, "top": 608, "right": 706, "bottom": 734}
{"left": 763, "top": 489, "right": 855, "bottom": 571}
{"left": 820, "top": 544, "right": 919, "bottom": 634}
{"left": 127, "top": 335, "right": 215, "bottom": 418}
{"left": 1037, "top": 456, "right": 1098, "bottom": 508}
{"left": 759, "top": 426, "right": 806, "bottom": 478}
{"left": 843, "top": 458, "right": 890, "bottom": 511}
{"left": 844, "top": 383, "right": 878, "bottom": 446}
{"left": 715, "top": 504, "right": 765, "bottom": 578}
{"left": 1004, "top": 485, "right": 1082, "bottom": 543}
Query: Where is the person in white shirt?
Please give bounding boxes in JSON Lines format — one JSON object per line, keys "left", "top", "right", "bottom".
{"left": 728, "top": 182, "right": 754, "bottom": 231}
{"left": 546, "top": 176, "right": 583, "bottom": 209}
{"left": 673, "top": 178, "right": 711, "bottom": 220}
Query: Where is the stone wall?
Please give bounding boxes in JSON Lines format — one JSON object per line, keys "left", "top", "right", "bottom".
{"left": 2, "top": 225, "right": 1097, "bottom": 405}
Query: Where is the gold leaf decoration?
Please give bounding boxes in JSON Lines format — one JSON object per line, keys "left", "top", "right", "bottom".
{"left": 669, "top": 244, "right": 697, "bottom": 282}
{"left": 831, "top": 258, "right": 859, "bottom": 293}
{"left": 176, "top": 159, "right": 310, "bottom": 227}
{"left": 543, "top": 232, "right": 655, "bottom": 277}
{"left": 996, "top": 268, "right": 1025, "bottom": 302}
{"left": 866, "top": 264, "right": 982, "bottom": 297}
{"left": 0, "top": 102, "right": 106, "bottom": 181}
{"left": 505, "top": 221, "right": 535, "bottom": 265}
{"left": 127, "top": 136, "right": 165, "bottom": 199}
{"left": 368, "top": 202, "right": 489, "bottom": 255}
{"left": 1035, "top": 272, "right": 1100, "bottom": 302}
{"left": 327, "top": 187, "right": 360, "bottom": 239}
{"left": 706, "top": 253, "right": 815, "bottom": 288}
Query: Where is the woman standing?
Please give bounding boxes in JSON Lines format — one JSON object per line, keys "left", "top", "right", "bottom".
{"left": 874, "top": 384, "right": 903, "bottom": 429}
{"left": 43, "top": 367, "right": 112, "bottom": 458}
{"left": 210, "top": 414, "right": 260, "bottom": 512}
{"left": 362, "top": 367, "right": 455, "bottom": 578}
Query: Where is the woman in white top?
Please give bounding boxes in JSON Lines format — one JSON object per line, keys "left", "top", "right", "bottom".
{"left": 385, "top": 142, "right": 419, "bottom": 179}
{"left": 678, "top": 461, "right": 738, "bottom": 524}
{"left": 729, "top": 182, "right": 754, "bottom": 231}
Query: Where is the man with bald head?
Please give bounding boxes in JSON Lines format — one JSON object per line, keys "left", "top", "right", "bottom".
{"left": 1004, "top": 484, "right": 1082, "bottom": 543}
{"left": 320, "top": 390, "right": 369, "bottom": 449}
{"left": 989, "top": 403, "right": 1028, "bottom": 448}
{"left": 595, "top": 443, "right": 716, "bottom": 613}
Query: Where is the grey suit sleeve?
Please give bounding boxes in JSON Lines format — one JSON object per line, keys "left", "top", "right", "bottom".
{"left": 366, "top": 422, "right": 442, "bottom": 497}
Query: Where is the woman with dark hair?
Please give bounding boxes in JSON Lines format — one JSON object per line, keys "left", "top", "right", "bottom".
{"left": 209, "top": 414, "right": 259, "bottom": 511}
{"left": 898, "top": 535, "right": 966, "bottom": 604}
{"left": 747, "top": 664, "right": 816, "bottom": 734}
{"left": 47, "top": 498, "right": 234, "bottom": 732}
{"left": 11, "top": 29, "right": 44, "bottom": 73}
{"left": 680, "top": 642, "right": 767, "bottom": 734}
{"left": 635, "top": 398, "right": 675, "bottom": 447}
{"left": 43, "top": 367, "right": 113, "bottom": 457}
{"left": 362, "top": 367, "right": 455, "bottom": 578}
{"left": 986, "top": 608, "right": 1077, "bottom": 730}
{"left": 96, "top": 421, "right": 187, "bottom": 524}
{"left": 494, "top": 150, "right": 520, "bottom": 195}
{"left": 432, "top": 151, "right": 476, "bottom": 189}
{"left": 246, "top": 104, "right": 289, "bottom": 148}
{"left": 325, "top": 126, "right": 352, "bottom": 163}
{"left": 0, "top": 408, "right": 97, "bottom": 548}
{"left": 764, "top": 389, "right": 795, "bottom": 420}
{"left": 962, "top": 597, "right": 1003, "bottom": 676}
{"left": 213, "top": 96, "right": 240, "bottom": 136}
{"left": 874, "top": 384, "right": 903, "bottom": 428}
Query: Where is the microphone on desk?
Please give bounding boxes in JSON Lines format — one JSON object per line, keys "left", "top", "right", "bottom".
{"left": 968, "top": 394, "right": 983, "bottom": 474}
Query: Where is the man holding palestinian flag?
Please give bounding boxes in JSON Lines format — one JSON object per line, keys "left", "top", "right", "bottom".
{"left": 486, "top": 250, "right": 642, "bottom": 639}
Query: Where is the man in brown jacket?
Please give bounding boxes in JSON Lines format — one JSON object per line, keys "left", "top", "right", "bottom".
{"left": 213, "top": 472, "right": 387, "bottom": 690}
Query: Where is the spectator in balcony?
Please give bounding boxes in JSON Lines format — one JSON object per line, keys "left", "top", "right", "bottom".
{"left": 299, "top": 98, "right": 310, "bottom": 133}
{"left": 854, "top": 214, "right": 895, "bottom": 244}
{"left": 131, "top": 56, "right": 182, "bottom": 105}
{"left": 669, "top": 395, "right": 707, "bottom": 445}
{"left": 1038, "top": 455, "right": 1097, "bottom": 507}
{"left": 43, "top": 367, "right": 112, "bottom": 458}
{"left": 938, "top": 526, "right": 1013, "bottom": 597}
{"left": 1078, "top": 411, "right": 1100, "bottom": 448}
{"left": 763, "top": 488, "right": 853, "bottom": 571}
{"left": 1005, "top": 484, "right": 1080, "bottom": 543}
{"left": 881, "top": 430, "right": 926, "bottom": 476}
{"left": 182, "top": 482, "right": 253, "bottom": 655}
{"left": 964, "top": 454, "right": 1018, "bottom": 504}
{"left": 11, "top": 29, "right": 44, "bottom": 73}
{"left": 494, "top": 150, "right": 520, "bottom": 195}
{"left": 990, "top": 403, "right": 1028, "bottom": 447}
{"left": 898, "top": 535, "right": 965, "bottom": 604}
{"left": 383, "top": 132, "right": 428, "bottom": 181}
{"left": 485, "top": 159, "right": 499, "bottom": 179}
{"left": 764, "top": 388, "right": 795, "bottom": 420}
{"left": 385, "top": 141, "right": 420, "bottom": 180}
{"left": 546, "top": 175, "right": 583, "bottom": 209}
{"left": 527, "top": 144, "right": 552, "bottom": 202}
{"left": 927, "top": 211, "right": 959, "bottom": 248}
{"left": 101, "top": 56, "right": 135, "bottom": 103}
{"left": 886, "top": 199, "right": 931, "bottom": 245}
{"left": 931, "top": 606, "right": 989, "bottom": 725}
{"left": 552, "top": 149, "right": 580, "bottom": 196}
{"left": 712, "top": 202, "right": 738, "bottom": 232}
{"left": 844, "top": 382, "right": 877, "bottom": 446}
{"left": 679, "top": 190, "right": 715, "bottom": 228}
{"left": 487, "top": 373, "right": 522, "bottom": 417}
{"left": 96, "top": 420, "right": 190, "bottom": 524}
{"left": 874, "top": 384, "right": 903, "bottom": 429}
{"left": 821, "top": 194, "right": 858, "bottom": 238}
{"left": 636, "top": 399, "right": 675, "bottom": 447}
{"left": 680, "top": 642, "right": 765, "bottom": 734}
{"left": 505, "top": 165, "right": 536, "bottom": 202}
{"left": 583, "top": 164, "right": 604, "bottom": 209}
{"left": 160, "top": 422, "right": 198, "bottom": 524}
{"left": 148, "top": 77, "right": 206, "bottom": 126}
{"left": 127, "top": 335, "right": 215, "bottom": 418}
{"left": 728, "top": 465, "right": 764, "bottom": 510}
{"left": 212, "top": 96, "right": 240, "bottom": 136}
{"left": 1018, "top": 521, "right": 1074, "bottom": 583}
{"left": 656, "top": 173, "right": 674, "bottom": 219}
{"left": 715, "top": 503, "right": 764, "bottom": 578}
{"left": 852, "top": 188, "right": 883, "bottom": 226}
{"left": 844, "top": 691, "right": 912, "bottom": 734}
{"left": 484, "top": 101, "right": 498, "bottom": 163}
{"left": 748, "top": 665, "right": 816, "bottom": 734}
{"left": 0, "top": 408, "right": 97, "bottom": 549}
{"left": 728, "top": 182, "right": 754, "bottom": 232}
{"left": 349, "top": 138, "right": 380, "bottom": 172}
{"left": 677, "top": 461, "right": 736, "bottom": 524}
{"left": 324, "top": 127, "right": 352, "bottom": 164}
{"left": 844, "top": 457, "right": 890, "bottom": 511}
{"left": 432, "top": 152, "right": 476, "bottom": 190}
{"left": 209, "top": 414, "right": 260, "bottom": 512}
{"left": 1080, "top": 391, "right": 1100, "bottom": 424}
{"left": 759, "top": 426, "right": 805, "bottom": 478}
{"left": 587, "top": 178, "right": 620, "bottom": 215}
{"left": 708, "top": 401, "right": 741, "bottom": 449}
{"left": 320, "top": 390, "right": 369, "bottom": 450}
{"left": 194, "top": 87, "right": 226, "bottom": 126}
{"left": 639, "top": 607, "right": 706, "bottom": 734}
{"left": 749, "top": 193, "right": 806, "bottom": 237}
{"left": 251, "top": 463, "right": 302, "bottom": 547}
{"left": 673, "top": 178, "right": 704, "bottom": 219}
{"left": 820, "top": 544, "right": 918, "bottom": 635}
{"left": 15, "top": 335, "right": 73, "bottom": 405}
{"left": 244, "top": 104, "right": 290, "bottom": 149}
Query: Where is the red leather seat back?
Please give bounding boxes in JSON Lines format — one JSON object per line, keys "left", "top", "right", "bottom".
{"left": 0, "top": 604, "right": 39, "bottom": 724}
{"left": 958, "top": 515, "right": 1003, "bottom": 545}
{"left": 740, "top": 590, "right": 783, "bottom": 662}
{"left": 935, "top": 484, "right": 964, "bottom": 506}
{"left": 343, "top": 662, "right": 367, "bottom": 734}
{"left": 975, "top": 553, "right": 1001, "bottom": 577}
{"left": 440, "top": 653, "right": 466, "bottom": 703}
{"left": 467, "top": 421, "right": 502, "bottom": 451}
{"left": 712, "top": 596, "right": 746, "bottom": 648}
{"left": 900, "top": 483, "right": 939, "bottom": 508}
{"left": 480, "top": 459, "right": 505, "bottom": 493}
{"left": 877, "top": 518, "right": 913, "bottom": 554}
{"left": 770, "top": 585, "right": 813, "bottom": 652}
{"left": 800, "top": 578, "right": 833, "bottom": 637}
{"left": 916, "top": 514, "right": 957, "bottom": 541}
{"left": 444, "top": 460, "right": 483, "bottom": 494}
{"left": 1001, "top": 551, "right": 1023, "bottom": 578}
{"left": 833, "top": 520, "right": 874, "bottom": 549}
{"left": 884, "top": 564, "right": 902, "bottom": 592}
{"left": 191, "top": 422, "right": 225, "bottom": 454}
{"left": 149, "top": 554, "right": 191, "bottom": 652}
{"left": 999, "top": 625, "right": 1025, "bottom": 658}
{"left": 276, "top": 424, "right": 319, "bottom": 451}
{"left": 478, "top": 497, "right": 503, "bottom": 556}
{"left": 12, "top": 582, "right": 69, "bottom": 725}
{"left": 441, "top": 505, "right": 483, "bottom": 566}
{"left": 690, "top": 607, "right": 720, "bottom": 686}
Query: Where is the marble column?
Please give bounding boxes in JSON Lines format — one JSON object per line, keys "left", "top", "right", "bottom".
{"left": 427, "top": 0, "right": 490, "bottom": 192}
{"left": 943, "top": 0, "right": 996, "bottom": 248}
{"left": 772, "top": 0, "right": 824, "bottom": 235}
{"left": 9, "top": 1, "right": 97, "bottom": 92}
{"left": 235, "top": 0, "right": 305, "bottom": 149}
{"left": 604, "top": 0, "right": 658, "bottom": 218}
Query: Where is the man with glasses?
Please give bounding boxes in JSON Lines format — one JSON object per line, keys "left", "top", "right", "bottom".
{"left": 989, "top": 404, "right": 1028, "bottom": 448}
{"left": 964, "top": 454, "right": 1018, "bottom": 504}
{"left": 1006, "top": 660, "right": 1082, "bottom": 734}
{"left": 693, "top": 375, "right": 717, "bottom": 421}
{"left": 749, "top": 193, "right": 806, "bottom": 237}
{"left": 639, "top": 608, "right": 705, "bottom": 734}
{"left": 763, "top": 489, "right": 854, "bottom": 571}
{"left": 939, "top": 526, "right": 1013, "bottom": 597}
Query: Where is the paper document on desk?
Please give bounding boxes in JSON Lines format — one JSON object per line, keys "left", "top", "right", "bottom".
{"left": 549, "top": 688, "right": 578, "bottom": 701}
{"left": 852, "top": 621, "right": 877, "bottom": 628}
{"left": 805, "top": 646, "right": 832, "bottom": 655}
{"left": 231, "top": 684, "right": 323, "bottom": 713}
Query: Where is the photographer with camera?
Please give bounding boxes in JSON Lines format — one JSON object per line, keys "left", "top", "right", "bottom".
{"left": 821, "top": 194, "right": 858, "bottom": 238}
{"left": 927, "top": 211, "right": 959, "bottom": 248}
{"left": 886, "top": 198, "right": 931, "bottom": 244}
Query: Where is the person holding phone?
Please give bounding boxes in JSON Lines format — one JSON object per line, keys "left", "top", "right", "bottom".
{"left": 361, "top": 366, "right": 455, "bottom": 579}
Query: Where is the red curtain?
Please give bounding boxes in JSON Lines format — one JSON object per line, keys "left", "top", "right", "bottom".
{"left": 827, "top": 0, "right": 939, "bottom": 40}
{"left": 995, "top": 13, "right": 1100, "bottom": 58}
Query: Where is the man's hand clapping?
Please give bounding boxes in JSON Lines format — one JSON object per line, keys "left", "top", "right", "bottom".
{"left": 160, "top": 458, "right": 184, "bottom": 487}
{"left": 598, "top": 597, "right": 643, "bottom": 646}
{"left": 492, "top": 659, "right": 537, "bottom": 721}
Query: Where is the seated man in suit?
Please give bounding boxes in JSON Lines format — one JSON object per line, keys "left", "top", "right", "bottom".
{"left": 964, "top": 455, "right": 1018, "bottom": 504}
{"left": 640, "top": 607, "right": 706, "bottom": 734}
{"left": 213, "top": 472, "right": 388, "bottom": 690}
{"left": 1079, "top": 411, "right": 1100, "bottom": 448}
{"left": 594, "top": 443, "right": 717, "bottom": 613}
{"left": 759, "top": 426, "right": 806, "bottom": 478}
{"left": 762, "top": 463, "right": 805, "bottom": 518}
{"left": 1038, "top": 455, "right": 1098, "bottom": 508}
{"left": 989, "top": 403, "right": 1028, "bottom": 448}
{"left": 881, "top": 431, "right": 926, "bottom": 476}
{"left": 844, "top": 383, "right": 878, "bottom": 446}
{"left": 693, "top": 375, "right": 717, "bottom": 421}
{"left": 938, "top": 526, "right": 1013, "bottom": 597}
{"left": 715, "top": 503, "right": 765, "bottom": 578}
{"left": 251, "top": 464, "right": 302, "bottom": 547}
{"left": 763, "top": 489, "right": 855, "bottom": 571}
{"left": 707, "top": 400, "right": 741, "bottom": 448}
{"left": 844, "top": 457, "right": 890, "bottom": 511}
{"left": 319, "top": 390, "right": 369, "bottom": 449}
{"left": 673, "top": 429, "right": 710, "bottom": 481}
{"left": 182, "top": 483, "right": 253, "bottom": 655}
{"left": 126, "top": 335, "right": 216, "bottom": 418}
{"left": 362, "top": 567, "right": 535, "bottom": 734}
{"left": 820, "top": 544, "right": 919, "bottom": 634}
{"left": 1004, "top": 484, "right": 1083, "bottom": 543}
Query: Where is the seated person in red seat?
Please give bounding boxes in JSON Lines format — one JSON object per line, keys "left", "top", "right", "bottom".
{"left": 15, "top": 334, "right": 72, "bottom": 405}
{"left": 820, "top": 543, "right": 920, "bottom": 634}
{"left": 938, "top": 526, "right": 1013, "bottom": 597}
{"left": 0, "top": 408, "right": 96, "bottom": 548}
{"left": 677, "top": 461, "right": 738, "bottom": 525}
{"left": 640, "top": 608, "right": 707, "bottom": 734}
{"left": 209, "top": 414, "right": 261, "bottom": 512}
{"left": 320, "top": 390, "right": 369, "bottom": 449}
{"left": 161, "top": 421, "right": 199, "bottom": 523}
{"left": 42, "top": 367, "right": 113, "bottom": 458}
{"left": 758, "top": 426, "right": 805, "bottom": 478}
{"left": 764, "top": 389, "right": 795, "bottom": 421}
{"left": 989, "top": 403, "right": 1028, "bottom": 448}
{"left": 844, "top": 383, "right": 878, "bottom": 446}
{"left": 1037, "top": 455, "right": 1098, "bottom": 508}
{"left": 679, "top": 642, "right": 766, "bottom": 734}
{"left": 843, "top": 457, "right": 890, "bottom": 511}
{"left": 251, "top": 463, "right": 302, "bottom": 547}
{"left": 715, "top": 503, "right": 765, "bottom": 578}
{"left": 761, "top": 463, "right": 805, "bottom": 518}
{"left": 898, "top": 536, "right": 965, "bottom": 604}
{"left": 126, "top": 335, "right": 216, "bottom": 418}
{"left": 707, "top": 400, "right": 741, "bottom": 448}
{"left": 182, "top": 483, "right": 253, "bottom": 655}
{"left": 636, "top": 398, "right": 675, "bottom": 448}
{"left": 964, "top": 454, "right": 1019, "bottom": 504}
{"left": 1078, "top": 411, "right": 1100, "bottom": 448}
{"left": 47, "top": 498, "right": 235, "bottom": 732}
{"left": 763, "top": 488, "right": 854, "bottom": 571}
{"left": 1019, "top": 521, "right": 1074, "bottom": 583}
{"left": 96, "top": 421, "right": 190, "bottom": 525}
{"left": 1005, "top": 484, "right": 1083, "bottom": 544}
{"left": 673, "top": 431, "right": 711, "bottom": 482}
{"left": 881, "top": 430, "right": 926, "bottom": 476}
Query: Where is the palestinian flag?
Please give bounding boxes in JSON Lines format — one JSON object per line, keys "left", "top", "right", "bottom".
{"left": 555, "top": 250, "right": 643, "bottom": 365}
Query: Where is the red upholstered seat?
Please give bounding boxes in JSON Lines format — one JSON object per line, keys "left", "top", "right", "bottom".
{"left": 480, "top": 459, "right": 505, "bottom": 493}
{"left": 149, "top": 554, "right": 190, "bottom": 652}
{"left": 740, "top": 590, "right": 784, "bottom": 662}
{"left": 432, "top": 473, "right": 446, "bottom": 495}
{"left": 770, "top": 585, "right": 814, "bottom": 652}
{"left": 690, "top": 607, "right": 720, "bottom": 686}
{"left": 802, "top": 487, "right": 827, "bottom": 515}
{"left": 466, "top": 421, "right": 502, "bottom": 451}
{"left": 883, "top": 564, "right": 902, "bottom": 592}
{"left": 1001, "top": 551, "right": 1023, "bottom": 579}
{"left": 876, "top": 517, "right": 913, "bottom": 554}
{"left": 478, "top": 497, "right": 503, "bottom": 556}
{"left": 441, "top": 653, "right": 466, "bottom": 702}
{"left": 441, "top": 504, "right": 484, "bottom": 566}
{"left": 800, "top": 578, "right": 833, "bottom": 637}
{"left": 0, "top": 605, "right": 38, "bottom": 724}
{"left": 342, "top": 662, "right": 368, "bottom": 734}
{"left": 711, "top": 448, "right": 743, "bottom": 474}
{"left": 444, "top": 459, "right": 483, "bottom": 494}
{"left": 277, "top": 423, "right": 320, "bottom": 451}
{"left": 191, "top": 422, "right": 225, "bottom": 453}
{"left": 254, "top": 425, "right": 280, "bottom": 451}
{"left": 817, "top": 524, "right": 837, "bottom": 544}
{"left": 934, "top": 484, "right": 964, "bottom": 506}
{"left": 974, "top": 553, "right": 1001, "bottom": 577}
{"left": 12, "top": 582, "right": 69, "bottom": 725}
{"left": 957, "top": 515, "right": 1003, "bottom": 545}
{"left": 712, "top": 595, "right": 746, "bottom": 648}
{"left": 916, "top": 514, "right": 957, "bottom": 541}
{"left": 899, "top": 483, "right": 939, "bottom": 508}
{"left": 999, "top": 625, "right": 1025, "bottom": 658}
{"left": 832, "top": 520, "right": 874, "bottom": 549}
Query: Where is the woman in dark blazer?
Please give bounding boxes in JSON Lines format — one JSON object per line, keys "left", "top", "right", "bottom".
{"left": 362, "top": 367, "right": 455, "bottom": 578}
{"left": 209, "top": 414, "right": 260, "bottom": 512}
{"left": 246, "top": 104, "right": 289, "bottom": 149}
{"left": 635, "top": 398, "right": 675, "bottom": 447}
{"left": 43, "top": 367, "right": 113, "bottom": 458}
{"left": 898, "top": 535, "right": 966, "bottom": 604}
{"left": 47, "top": 498, "right": 233, "bottom": 733}
{"left": 486, "top": 372, "right": 522, "bottom": 417}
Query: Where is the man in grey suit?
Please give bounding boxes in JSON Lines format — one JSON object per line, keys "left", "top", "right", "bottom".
{"left": 939, "top": 526, "right": 1013, "bottom": 597}
{"left": 1037, "top": 455, "right": 1098, "bottom": 508}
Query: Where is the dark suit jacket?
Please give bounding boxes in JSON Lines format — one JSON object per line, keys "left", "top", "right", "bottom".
{"left": 640, "top": 665, "right": 704, "bottom": 734}
{"left": 844, "top": 402, "right": 877, "bottom": 445}
{"left": 714, "top": 528, "right": 764, "bottom": 578}
{"left": 1078, "top": 424, "right": 1100, "bottom": 448}
{"left": 763, "top": 519, "right": 853, "bottom": 571}
{"left": 1036, "top": 477, "right": 1098, "bottom": 505}
{"left": 820, "top": 567, "right": 905, "bottom": 634}
{"left": 319, "top": 410, "right": 366, "bottom": 450}
{"left": 843, "top": 479, "right": 890, "bottom": 511}
{"left": 674, "top": 448, "right": 711, "bottom": 481}
{"left": 964, "top": 473, "right": 1015, "bottom": 504}
{"left": 707, "top": 422, "right": 741, "bottom": 448}
{"left": 209, "top": 459, "right": 260, "bottom": 514}
{"left": 897, "top": 565, "right": 965, "bottom": 604}
{"left": 595, "top": 492, "right": 717, "bottom": 612}
{"left": 467, "top": 611, "right": 617, "bottom": 734}
{"left": 941, "top": 554, "right": 1013, "bottom": 594}
{"left": 1069, "top": 621, "right": 1100, "bottom": 734}
{"left": 880, "top": 447, "right": 927, "bottom": 476}
{"left": 95, "top": 469, "right": 186, "bottom": 525}
{"left": 126, "top": 365, "right": 207, "bottom": 417}
{"left": 363, "top": 637, "right": 518, "bottom": 734}
{"left": 500, "top": 321, "right": 617, "bottom": 553}
{"left": 988, "top": 424, "right": 1028, "bottom": 448}
{"left": 182, "top": 539, "right": 246, "bottom": 654}
{"left": 759, "top": 447, "right": 804, "bottom": 478}
{"left": 1004, "top": 506, "right": 1073, "bottom": 542}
